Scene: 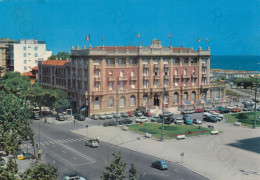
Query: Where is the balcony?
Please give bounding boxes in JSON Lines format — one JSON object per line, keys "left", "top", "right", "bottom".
{"left": 202, "top": 73, "right": 208, "bottom": 77}
{"left": 94, "top": 77, "right": 101, "bottom": 82}
{"left": 182, "top": 74, "right": 190, "bottom": 78}
{"left": 192, "top": 74, "right": 198, "bottom": 78}
{"left": 143, "top": 75, "right": 149, "bottom": 80}
{"left": 118, "top": 76, "right": 128, "bottom": 81}
{"left": 154, "top": 75, "right": 160, "bottom": 80}
{"left": 164, "top": 75, "right": 169, "bottom": 79}
{"left": 130, "top": 76, "right": 137, "bottom": 81}
{"left": 143, "top": 64, "right": 149, "bottom": 68}
{"left": 108, "top": 76, "right": 115, "bottom": 81}
{"left": 174, "top": 75, "right": 180, "bottom": 79}
{"left": 154, "top": 64, "right": 159, "bottom": 68}
{"left": 164, "top": 64, "right": 170, "bottom": 68}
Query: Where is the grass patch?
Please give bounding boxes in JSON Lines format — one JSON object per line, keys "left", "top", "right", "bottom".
{"left": 224, "top": 112, "right": 260, "bottom": 128}
{"left": 226, "top": 89, "right": 240, "bottom": 96}
{"left": 127, "top": 123, "right": 212, "bottom": 140}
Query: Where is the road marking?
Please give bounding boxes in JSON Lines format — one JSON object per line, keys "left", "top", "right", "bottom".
{"left": 60, "top": 140, "right": 68, "bottom": 143}
{"left": 44, "top": 142, "right": 50, "bottom": 145}
{"left": 40, "top": 142, "right": 45, "bottom": 145}
{"left": 49, "top": 140, "right": 55, "bottom": 144}
{"left": 57, "top": 140, "right": 63, "bottom": 143}
{"left": 66, "top": 139, "right": 73, "bottom": 142}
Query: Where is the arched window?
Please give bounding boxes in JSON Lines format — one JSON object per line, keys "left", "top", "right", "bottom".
{"left": 174, "top": 92, "right": 179, "bottom": 103}
{"left": 94, "top": 97, "right": 101, "bottom": 109}
{"left": 183, "top": 92, "right": 188, "bottom": 102}
{"left": 191, "top": 91, "right": 196, "bottom": 101}
{"left": 120, "top": 96, "right": 126, "bottom": 107}
{"left": 143, "top": 94, "right": 148, "bottom": 105}
{"left": 131, "top": 70, "right": 135, "bottom": 76}
{"left": 130, "top": 95, "right": 136, "bottom": 106}
{"left": 108, "top": 96, "right": 114, "bottom": 108}
{"left": 120, "top": 70, "right": 124, "bottom": 77}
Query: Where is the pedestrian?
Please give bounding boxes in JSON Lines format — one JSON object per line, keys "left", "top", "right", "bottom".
{"left": 96, "top": 136, "right": 100, "bottom": 144}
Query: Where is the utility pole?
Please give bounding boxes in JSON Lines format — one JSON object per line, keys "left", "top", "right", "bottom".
{"left": 253, "top": 82, "right": 258, "bottom": 129}
{"left": 161, "top": 88, "right": 165, "bottom": 141}
{"left": 116, "top": 87, "right": 119, "bottom": 126}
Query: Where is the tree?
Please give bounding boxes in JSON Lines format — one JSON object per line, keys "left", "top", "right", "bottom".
{"left": 129, "top": 163, "right": 138, "bottom": 180}
{"left": 101, "top": 152, "right": 126, "bottom": 180}
{"left": 48, "top": 52, "right": 70, "bottom": 60}
{"left": 6, "top": 158, "right": 18, "bottom": 174}
{"left": 20, "top": 162, "right": 59, "bottom": 180}
{"left": 0, "top": 168, "right": 16, "bottom": 180}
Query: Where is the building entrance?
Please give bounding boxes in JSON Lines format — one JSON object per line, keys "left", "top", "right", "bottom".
{"left": 154, "top": 93, "right": 160, "bottom": 106}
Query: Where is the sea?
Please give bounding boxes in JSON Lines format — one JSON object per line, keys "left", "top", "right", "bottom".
{"left": 211, "top": 56, "right": 260, "bottom": 72}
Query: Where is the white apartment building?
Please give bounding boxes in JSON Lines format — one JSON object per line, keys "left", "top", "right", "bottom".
{"left": 13, "top": 39, "right": 52, "bottom": 73}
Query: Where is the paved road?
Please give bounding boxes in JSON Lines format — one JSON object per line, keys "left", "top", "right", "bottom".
{"left": 30, "top": 120, "right": 207, "bottom": 180}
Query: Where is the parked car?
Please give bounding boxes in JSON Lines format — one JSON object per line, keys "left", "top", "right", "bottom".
{"left": 151, "top": 160, "right": 168, "bottom": 170}
{"left": 120, "top": 112, "right": 129, "bottom": 118}
{"left": 103, "top": 120, "right": 116, "bottom": 127}
{"left": 91, "top": 114, "right": 100, "bottom": 120}
{"left": 31, "top": 112, "right": 40, "bottom": 120}
{"left": 64, "top": 175, "right": 86, "bottom": 180}
{"left": 55, "top": 114, "right": 66, "bottom": 121}
{"left": 113, "top": 113, "right": 121, "bottom": 118}
{"left": 144, "top": 111, "right": 152, "bottom": 117}
{"left": 194, "top": 108, "right": 204, "bottom": 113}
{"left": 227, "top": 105, "right": 237, "bottom": 110}
{"left": 175, "top": 117, "right": 183, "bottom": 125}
{"left": 231, "top": 108, "right": 241, "bottom": 112}
{"left": 119, "top": 119, "right": 133, "bottom": 125}
{"left": 193, "top": 118, "right": 202, "bottom": 124}
{"left": 85, "top": 139, "right": 99, "bottom": 148}
{"left": 203, "top": 115, "right": 218, "bottom": 123}
{"left": 136, "top": 117, "right": 148, "bottom": 123}
{"left": 257, "top": 107, "right": 260, "bottom": 111}
{"left": 74, "top": 114, "right": 86, "bottom": 121}
{"left": 217, "top": 107, "right": 231, "bottom": 114}
{"left": 151, "top": 115, "right": 160, "bottom": 122}
{"left": 159, "top": 112, "right": 174, "bottom": 118}
{"left": 127, "top": 111, "right": 134, "bottom": 117}
{"left": 243, "top": 107, "right": 253, "bottom": 111}
{"left": 183, "top": 116, "right": 192, "bottom": 125}
{"left": 204, "top": 107, "right": 215, "bottom": 112}
{"left": 106, "top": 113, "right": 113, "bottom": 119}
{"left": 99, "top": 114, "right": 107, "bottom": 120}
{"left": 134, "top": 110, "right": 143, "bottom": 117}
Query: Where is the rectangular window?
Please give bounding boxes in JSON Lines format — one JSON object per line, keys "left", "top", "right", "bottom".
{"left": 24, "top": 60, "right": 27, "bottom": 64}
{"left": 192, "top": 78, "right": 195, "bottom": 85}
{"left": 143, "top": 80, "right": 148, "bottom": 88}
{"left": 109, "top": 82, "right": 113, "bottom": 90}
{"left": 120, "top": 82, "right": 124, "bottom": 90}
{"left": 23, "top": 46, "right": 26, "bottom": 50}
{"left": 154, "top": 80, "right": 158, "bottom": 88}
{"left": 95, "top": 82, "right": 100, "bottom": 91}
{"left": 35, "top": 53, "right": 38, "bottom": 57}
{"left": 94, "top": 70, "right": 100, "bottom": 77}
{"left": 35, "top": 60, "right": 38, "bottom": 64}
{"left": 164, "top": 79, "right": 168, "bottom": 86}
{"left": 184, "top": 79, "right": 188, "bottom": 86}
{"left": 174, "top": 79, "right": 178, "bottom": 86}
{"left": 24, "top": 66, "right": 27, "bottom": 70}
{"left": 34, "top": 46, "right": 38, "bottom": 50}
{"left": 131, "top": 81, "right": 135, "bottom": 89}
{"left": 24, "top": 53, "right": 27, "bottom": 57}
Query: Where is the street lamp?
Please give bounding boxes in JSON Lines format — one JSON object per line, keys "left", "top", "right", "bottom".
{"left": 253, "top": 81, "right": 259, "bottom": 129}
{"left": 161, "top": 88, "right": 166, "bottom": 142}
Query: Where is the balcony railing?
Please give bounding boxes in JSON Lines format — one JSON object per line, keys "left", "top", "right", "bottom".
{"left": 94, "top": 65, "right": 101, "bottom": 69}
{"left": 143, "top": 64, "right": 149, "bottom": 68}
{"left": 182, "top": 74, "right": 190, "bottom": 78}
{"left": 143, "top": 76, "right": 149, "bottom": 80}
{"left": 130, "top": 76, "right": 137, "bottom": 81}
{"left": 174, "top": 75, "right": 180, "bottom": 79}
{"left": 164, "top": 64, "right": 170, "bottom": 68}
{"left": 202, "top": 73, "right": 208, "bottom": 77}
{"left": 118, "top": 76, "right": 128, "bottom": 81}
{"left": 108, "top": 76, "right": 115, "bottom": 81}
{"left": 164, "top": 75, "right": 169, "bottom": 79}
{"left": 94, "top": 77, "right": 101, "bottom": 82}
{"left": 192, "top": 74, "right": 198, "bottom": 78}
{"left": 154, "top": 75, "right": 160, "bottom": 80}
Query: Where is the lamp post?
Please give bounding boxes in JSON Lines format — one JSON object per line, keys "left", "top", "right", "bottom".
{"left": 161, "top": 88, "right": 166, "bottom": 142}
{"left": 253, "top": 81, "right": 258, "bottom": 129}
{"left": 116, "top": 86, "right": 119, "bottom": 126}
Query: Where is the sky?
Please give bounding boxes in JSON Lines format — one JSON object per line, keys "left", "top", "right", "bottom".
{"left": 0, "top": 0, "right": 259, "bottom": 55}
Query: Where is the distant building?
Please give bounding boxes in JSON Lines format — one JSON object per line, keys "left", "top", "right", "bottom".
{"left": 0, "top": 38, "right": 15, "bottom": 74}
{"left": 21, "top": 66, "right": 39, "bottom": 83}
{"left": 38, "top": 39, "right": 225, "bottom": 116}
{"left": 13, "top": 39, "right": 52, "bottom": 73}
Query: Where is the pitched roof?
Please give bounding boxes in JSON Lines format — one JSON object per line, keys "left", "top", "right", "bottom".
{"left": 22, "top": 72, "right": 35, "bottom": 77}
{"left": 42, "top": 60, "right": 69, "bottom": 66}
{"left": 32, "top": 66, "right": 38, "bottom": 71}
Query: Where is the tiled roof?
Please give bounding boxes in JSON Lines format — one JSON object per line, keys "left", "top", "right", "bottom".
{"left": 32, "top": 66, "right": 38, "bottom": 71}
{"left": 42, "top": 60, "right": 69, "bottom": 66}
{"left": 22, "top": 72, "right": 35, "bottom": 77}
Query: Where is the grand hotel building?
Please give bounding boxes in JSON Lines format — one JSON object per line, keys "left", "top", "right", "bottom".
{"left": 38, "top": 39, "right": 225, "bottom": 116}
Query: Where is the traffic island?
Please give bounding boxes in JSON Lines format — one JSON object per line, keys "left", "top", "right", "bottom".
{"left": 224, "top": 112, "right": 260, "bottom": 128}
{"left": 127, "top": 123, "right": 212, "bottom": 140}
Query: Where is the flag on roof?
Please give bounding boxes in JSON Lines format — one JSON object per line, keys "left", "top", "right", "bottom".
{"left": 85, "top": 34, "right": 90, "bottom": 41}
{"left": 169, "top": 33, "right": 172, "bottom": 39}
{"left": 137, "top": 33, "right": 140, "bottom": 38}
{"left": 197, "top": 37, "right": 201, "bottom": 42}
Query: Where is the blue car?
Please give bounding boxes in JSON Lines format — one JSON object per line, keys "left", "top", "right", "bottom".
{"left": 183, "top": 115, "right": 193, "bottom": 125}
{"left": 151, "top": 160, "right": 168, "bottom": 170}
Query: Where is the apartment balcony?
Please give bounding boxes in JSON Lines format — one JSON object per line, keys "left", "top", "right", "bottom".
{"left": 164, "top": 75, "right": 169, "bottom": 79}
{"left": 164, "top": 64, "right": 170, "bottom": 68}
{"left": 202, "top": 73, "right": 208, "bottom": 77}
{"left": 192, "top": 74, "right": 198, "bottom": 78}
{"left": 154, "top": 64, "right": 159, "bottom": 68}
{"left": 174, "top": 75, "right": 180, "bottom": 79}
{"left": 182, "top": 74, "right": 191, "bottom": 79}
{"left": 130, "top": 76, "right": 137, "bottom": 81}
{"left": 94, "top": 65, "right": 101, "bottom": 69}
{"left": 154, "top": 75, "right": 160, "bottom": 80}
{"left": 108, "top": 76, "right": 115, "bottom": 81}
{"left": 143, "top": 64, "right": 149, "bottom": 68}
{"left": 143, "top": 75, "right": 149, "bottom": 80}
{"left": 118, "top": 76, "right": 128, "bottom": 81}
{"left": 94, "top": 77, "right": 101, "bottom": 82}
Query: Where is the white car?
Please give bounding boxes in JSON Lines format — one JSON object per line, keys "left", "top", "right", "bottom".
{"left": 85, "top": 139, "right": 99, "bottom": 148}
{"left": 136, "top": 117, "right": 148, "bottom": 123}
{"left": 175, "top": 117, "right": 183, "bottom": 125}
{"left": 193, "top": 118, "right": 202, "bottom": 124}
{"left": 64, "top": 175, "right": 86, "bottom": 180}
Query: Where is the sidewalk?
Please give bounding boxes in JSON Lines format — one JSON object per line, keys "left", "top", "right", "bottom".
{"left": 71, "top": 123, "right": 260, "bottom": 180}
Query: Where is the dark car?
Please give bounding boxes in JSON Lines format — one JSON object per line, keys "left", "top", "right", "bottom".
{"left": 119, "top": 119, "right": 133, "bottom": 125}
{"left": 134, "top": 110, "right": 143, "bottom": 117}
{"left": 157, "top": 116, "right": 174, "bottom": 124}
{"left": 151, "top": 160, "right": 168, "bottom": 170}
{"left": 31, "top": 112, "right": 40, "bottom": 120}
{"left": 103, "top": 120, "right": 116, "bottom": 127}
{"left": 74, "top": 114, "right": 86, "bottom": 121}
{"left": 203, "top": 115, "right": 218, "bottom": 123}
{"left": 55, "top": 114, "right": 66, "bottom": 121}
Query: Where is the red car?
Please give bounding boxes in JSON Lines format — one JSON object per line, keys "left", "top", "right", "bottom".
{"left": 194, "top": 108, "right": 204, "bottom": 113}
{"left": 231, "top": 108, "right": 241, "bottom": 112}
{"left": 144, "top": 111, "right": 152, "bottom": 117}
{"left": 127, "top": 111, "right": 134, "bottom": 117}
